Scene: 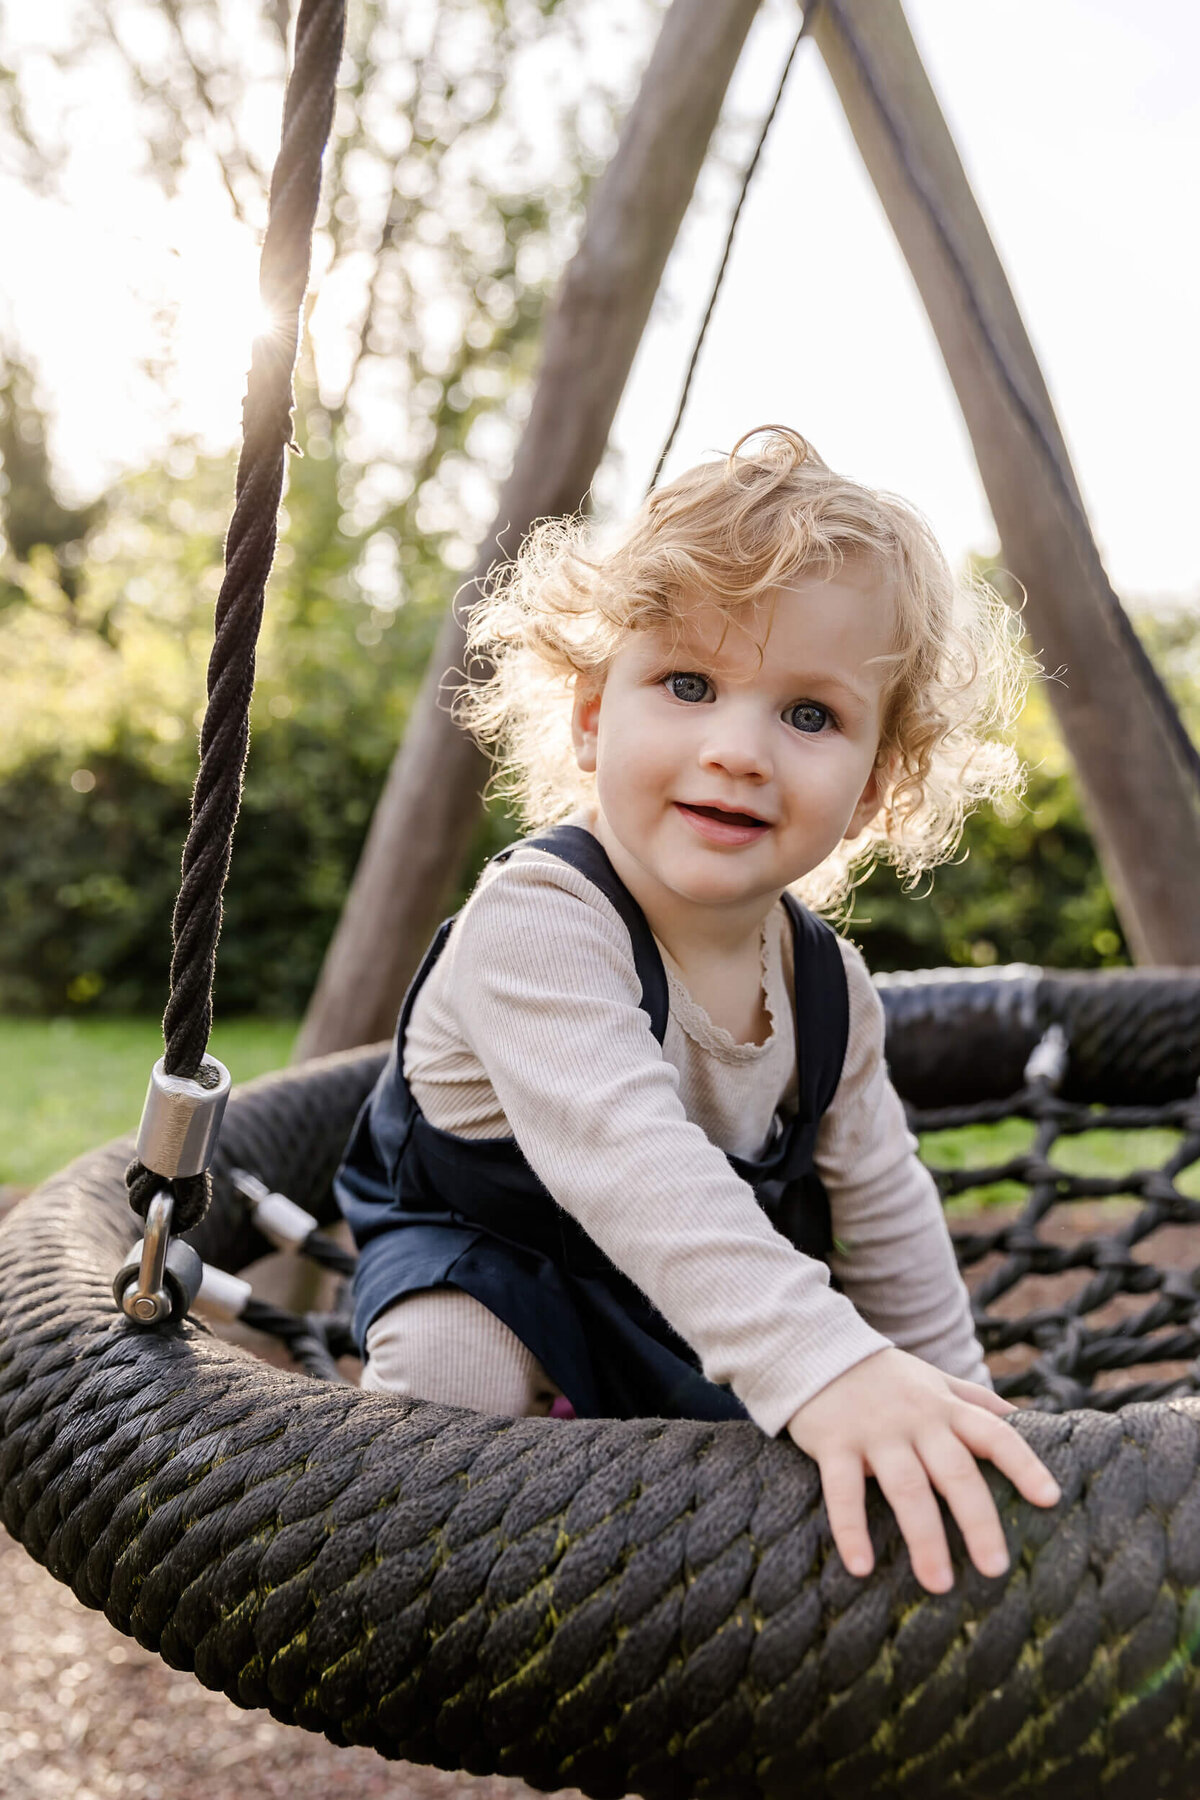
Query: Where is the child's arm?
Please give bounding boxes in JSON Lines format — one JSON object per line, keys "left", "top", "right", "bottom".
{"left": 799, "top": 941, "right": 1063, "bottom": 1586}
{"left": 817, "top": 940, "right": 989, "bottom": 1384}
{"left": 437, "top": 855, "right": 1061, "bottom": 1589}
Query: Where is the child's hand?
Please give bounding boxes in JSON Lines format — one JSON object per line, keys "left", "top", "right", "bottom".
{"left": 786, "top": 1347, "right": 1060, "bottom": 1593}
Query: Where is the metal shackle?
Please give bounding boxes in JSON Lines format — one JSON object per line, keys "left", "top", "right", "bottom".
{"left": 136, "top": 1055, "right": 231, "bottom": 1180}
{"left": 113, "top": 1191, "right": 204, "bottom": 1325}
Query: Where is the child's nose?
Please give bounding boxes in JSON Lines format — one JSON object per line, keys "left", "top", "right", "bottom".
{"left": 699, "top": 708, "right": 773, "bottom": 780}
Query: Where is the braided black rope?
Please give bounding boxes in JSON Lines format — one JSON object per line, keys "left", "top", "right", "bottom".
{"left": 300, "top": 1227, "right": 357, "bottom": 1280}
{"left": 931, "top": 1087, "right": 1200, "bottom": 1412}
{"left": 241, "top": 1297, "right": 356, "bottom": 1383}
{"left": 7, "top": 975, "right": 1200, "bottom": 1796}
{"left": 646, "top": 6, "right": 815, "bottom": 493}
{"left": 820, "top": 0, "right": 1200, "bottom": 799}
{"left": 126, "top": 0, "right": 345, "bottom": 1232}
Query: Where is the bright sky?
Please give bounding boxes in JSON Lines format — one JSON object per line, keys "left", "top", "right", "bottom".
{"left": 2, "top": 0, "right": 1197, "bottom": 602}
{"left": 611, "top": 0, "right": 1200, "bottom": 603}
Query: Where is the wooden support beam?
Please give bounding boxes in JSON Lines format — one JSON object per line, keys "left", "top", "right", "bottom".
{"left": 811, "top": 0, "right": 1200, "bottom": 964}
{"left": 295, "top": 0, "right": 763, "bottom": 1059}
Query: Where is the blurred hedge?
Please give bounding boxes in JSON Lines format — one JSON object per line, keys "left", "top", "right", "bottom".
{"left": 1, "top": 705, "right": 1129, "bottom": 1018}
{"left": 848, "top": 689, "right": 1132, "bottom": 974}
{"left": 1, "top": 444, "right": 1196, "bottom": 1015}
{"left": 0, "top": 441, "right": 517, "bottom": 1016}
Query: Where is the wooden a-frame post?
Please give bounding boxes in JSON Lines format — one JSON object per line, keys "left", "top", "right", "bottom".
{"left": 296, "top": 0, "right": 763, "bottom": 1059}
{"left": 299, "top": 0, "right": 1200, "bottom": 1061}
{"left": 811, "top": 0, "right": 1200, "bottom": 964}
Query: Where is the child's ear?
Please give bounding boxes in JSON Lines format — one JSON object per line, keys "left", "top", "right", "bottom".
{"left": 843, "top": 757, "right": 891, "bottom": 842}
{"left": 571, "top": 679, "right": 602, "bottom": 773}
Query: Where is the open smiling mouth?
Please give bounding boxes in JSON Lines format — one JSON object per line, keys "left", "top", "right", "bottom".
{"left": 675, "top": 802, "right": 771, "bottom": 843}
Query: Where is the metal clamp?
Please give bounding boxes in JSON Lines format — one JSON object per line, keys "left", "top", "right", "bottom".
{"left": 230, "top": 1166, "right": 318, "bottom": 1250}
{"left": 113, "top": 1192, "right": 203, "bottom": 1325}
{"left": 1024, "top": 1023, "right": 1069, "bottom": 1091}
{"left": 113, "top": 1053, "right": 231, "bottom": 1325}
{"left": 136, "top": 1056, "right": 231, "bottom": 1180}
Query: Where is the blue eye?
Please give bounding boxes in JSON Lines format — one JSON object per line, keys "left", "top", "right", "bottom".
{"left": 787, "top": 701, "right": 830, "bottom": 734}
{"left": 665, "top": 672, "right": 712, "bottom": 704}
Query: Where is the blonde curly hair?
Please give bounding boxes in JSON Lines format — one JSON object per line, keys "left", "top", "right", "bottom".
{"left": 457, "top": 426, "right": 1028, "bottom": 909}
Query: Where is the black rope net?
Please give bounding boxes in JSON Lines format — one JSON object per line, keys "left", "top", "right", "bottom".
{"left": 925, "top": 1078, "right": 1200, "bottom": 1414}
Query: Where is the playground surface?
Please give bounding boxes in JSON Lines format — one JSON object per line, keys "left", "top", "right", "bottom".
{"left": 0, "top": 1523, "right": 588, "bottom": 1800}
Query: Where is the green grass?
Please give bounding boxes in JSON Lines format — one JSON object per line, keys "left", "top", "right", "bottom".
{"left": 0, "top": 1017, "right": 297, "bottom": 1191}
{"left": 919, "top": 1118, "right": 1036, "bottom": 1211}
{"left": 923, "top": 1117, "right": 1200, "bottom": 1213}
{"left": 4, "top": 1018, "right": 1197, "bottom": 1213}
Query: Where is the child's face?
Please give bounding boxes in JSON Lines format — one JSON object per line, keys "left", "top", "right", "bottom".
{"left": 571, "top": 563, "right": 894, "bottom": 920}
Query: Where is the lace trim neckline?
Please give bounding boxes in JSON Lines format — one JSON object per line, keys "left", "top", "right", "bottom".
{"left": 656, "top": 906, "right": 790, "bottom": 1063}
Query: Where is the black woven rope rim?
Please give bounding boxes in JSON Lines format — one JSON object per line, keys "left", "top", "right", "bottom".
{"left": 6, "top": 970, "right": 1200, "bottom": 1797}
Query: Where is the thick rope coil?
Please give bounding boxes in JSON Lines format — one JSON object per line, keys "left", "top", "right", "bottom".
{"left": 8, "top": 976, "right": 1200, "bottom": 1796}
{"left": 876, "top": 967, "right": 1200, "bottom": 1108}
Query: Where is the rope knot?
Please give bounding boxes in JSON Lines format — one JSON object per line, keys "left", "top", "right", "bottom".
{"left": 125, "top": 1157, "right": 211, "bottom": 1234}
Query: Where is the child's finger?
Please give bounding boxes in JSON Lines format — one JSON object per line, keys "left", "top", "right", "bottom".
{"left": 918, "top": 1427, "right": 1010, "bottom": 1580}
{"left": 817, "top": 1451, "right": 873, "bottom": 1578}
{"left": 946, "top": 1376, "right": 1015, "bottom": 1417}
{"left": 869, "top": 1444, "right": 954, "bottom": 1593}
{"left": 957, "top": 1406, "right": 1062, "bottom": 1509}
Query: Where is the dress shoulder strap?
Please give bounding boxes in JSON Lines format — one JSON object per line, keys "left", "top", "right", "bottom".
{"left": 495, "top": 824, "right": 670, "bottom": 1042}
{"left": 780, "top": 892, "right": 850, "bottom": 1122}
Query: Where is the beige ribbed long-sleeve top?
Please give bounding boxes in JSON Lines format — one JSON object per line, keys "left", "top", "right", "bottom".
{"left": 403, "top": 837, "right": 988, "bottom": 1434}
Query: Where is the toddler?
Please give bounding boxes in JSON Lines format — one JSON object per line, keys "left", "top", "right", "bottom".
{"left": 336, "top": 427, "right": 1060, "bottom": 1593}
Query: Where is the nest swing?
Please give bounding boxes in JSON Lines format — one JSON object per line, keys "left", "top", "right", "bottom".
{"left": 5, "top": 4, "right": 1200, "bottom": 1797}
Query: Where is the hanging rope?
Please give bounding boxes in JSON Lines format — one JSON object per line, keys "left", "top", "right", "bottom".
{"left": 125, "top": 0, "right": 346, "bottom": 1231}
{"left": 647, "top": 8, "right": 818, "bottom": 494}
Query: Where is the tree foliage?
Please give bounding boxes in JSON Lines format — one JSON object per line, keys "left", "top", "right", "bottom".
{"left": 0, "top": 424, "right": 511, "bottom": 1016}
{"left": 2, "top": 401, "right": 1193, "bottom": 1015}
{"left": 0, "top": 0, "right": 652, "bottom": 594}
{"left": 0, "top": 0, "right": 648, "bottom": 1014}
{"left": 0, "top": 359, "right": 104, "bottom": 615}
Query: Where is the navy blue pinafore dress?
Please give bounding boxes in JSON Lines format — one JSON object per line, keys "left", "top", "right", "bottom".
{"left": 335, "top": 825, "right": 849, "bottom": 1423}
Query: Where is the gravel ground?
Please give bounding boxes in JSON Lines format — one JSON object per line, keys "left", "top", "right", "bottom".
{"left": 0, "top": 1526, "right": 577, "bottom": 1800}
